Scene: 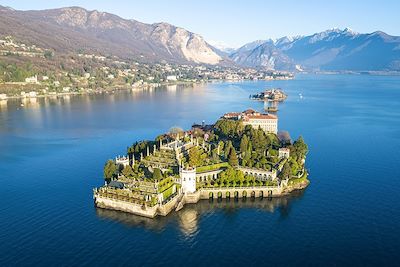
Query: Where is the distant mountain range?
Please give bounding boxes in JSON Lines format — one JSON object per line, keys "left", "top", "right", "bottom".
{"left": 228, "top": 28, "right": 400, "bottom": 71}
{"left": 0, "top": 5, "right": 399, "bottom": 72}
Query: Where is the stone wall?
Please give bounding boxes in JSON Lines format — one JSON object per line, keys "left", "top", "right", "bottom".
{"left": 184, "top": 191, "right": 201, "bottom": 203}
{"left": 198, "top": 186, "right": 283, "bottom": 199}
{"left": 157, "top": 194, "right": 181, "bottom": 216}
{"left": 95, "top": 196, "right": 158, "bottom": 218}
{"left": 95, "top": 182, "right": 309, "bottom": 218}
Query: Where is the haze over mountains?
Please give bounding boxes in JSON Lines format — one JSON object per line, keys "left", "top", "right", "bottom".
{"left": 1, "top": 5, "right": 400, "bottom": 72}
{"left": 229, "top": 28, "right": 400, "bottom": 71}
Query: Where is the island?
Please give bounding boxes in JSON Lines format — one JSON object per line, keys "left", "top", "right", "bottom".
{"left": 93, "top": 109, "right": 309, "bottom": 218}
{"left": 250, "top": 88, "right": 288, "bottom": 102}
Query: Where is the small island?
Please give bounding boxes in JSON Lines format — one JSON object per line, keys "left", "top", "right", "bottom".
{"left": 93, "top": 109, "right": 309, "bottom": 218}
{"left": 250, "top": 88, "right": 288, "bottom": 102}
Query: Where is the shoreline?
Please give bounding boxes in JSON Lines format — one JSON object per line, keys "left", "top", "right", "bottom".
{"left": 94, "top": 179, "right": 309, "bottom": 218}
{"left": 0, "top": 80, "right": 202, "bottom": 101}
{"left": 0, "top": 77, "right": 295, "bottom": 101}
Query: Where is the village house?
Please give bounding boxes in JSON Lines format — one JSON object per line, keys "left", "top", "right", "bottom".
{"left": 166, "top": 75, "right": 177, "bottom": 81}
{"left": 28, "top": 91, "right": 37, "bottom": 98}
{"left": 25, "top": 75, "right": 38, "bottom": 84}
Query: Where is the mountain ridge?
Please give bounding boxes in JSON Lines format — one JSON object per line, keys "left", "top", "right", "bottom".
{"left": 0, "top": 5, "right": 399, "bottom": 71}
{"left": 0, "top": 5, "right": 225, "bottom": 65}
{"left": 230, "top": 28, "right": 400, "bottom": 71}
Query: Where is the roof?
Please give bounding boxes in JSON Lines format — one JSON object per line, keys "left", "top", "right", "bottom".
{"left": 223, "top": 112, "right": 241, "bottom": 118}
{"left": 108, "top": 181, "right": 124, "bottom": 189}
{"left": 243, "top": 109, "right": 257, "bottom": 115}
{"left": 244, "top": 114, "right": 277, "bottom": 120}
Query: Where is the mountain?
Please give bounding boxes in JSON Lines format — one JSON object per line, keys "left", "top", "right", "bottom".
{"left": 207, "top": 40, "right": 237, "bottom": 54}
{"left": 230, "top": 40, "right": 295, "bottom": 70}
{"left": 1, "top": 6, "right": 398, "bottom": 71}
{"left": 233, "top": 40, "right": 269, "bottom": 54}
{"left": 0, "top": 6, "right": 223, "bottom": 65}
{"left": 230, "top": 28, "right": 400, "bottom": 71}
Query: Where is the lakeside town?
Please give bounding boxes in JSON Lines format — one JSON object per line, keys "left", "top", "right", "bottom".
{"left": 0, "top": 36, "right": 294, "bottom": 101}
{"left": 93, "top": 108, "right": 309, "bottom": 218}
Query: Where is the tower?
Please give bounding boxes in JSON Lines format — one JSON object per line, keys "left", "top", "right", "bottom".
{"left": 179, "top": 167, "right": 196, "bottom": 194}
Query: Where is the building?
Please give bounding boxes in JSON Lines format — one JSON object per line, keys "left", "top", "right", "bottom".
{"left": 166, "top": 75, "right": 177, "bottom": 81}
{"left": 223, "top": 112, "right": 241, "bottom": 119}
{"left": 179, "top": 167, "right": 196, "bottom": 193}
{"left": 115, "top": 156, "right": 130, "bottom": 167}
{"left": 28, "top": 91, "right": 37, "bottom": 98}
{"left": 25, "top": 75, "right": 38, "bottom": 84}
{"left": 0, "top": 94, "right": 7, "bottom": 100}
{"left": 278, "top": 148, "right": 290, "bottom": 159}
{"left": 242, "top": 112, "right": 278, "bottom": 134}
{"left": 223, "top": 109, "right": 278, "bottom": 134}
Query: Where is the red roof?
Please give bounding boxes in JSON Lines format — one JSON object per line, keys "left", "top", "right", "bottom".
{"left": 223, "top": 112, "right": 241, "bottom": 118}
{"left": 245, "top": 114, "right": 277, "bottom": 120}
{"left": 243, "top": 109, "right": 257, "bottom": 115}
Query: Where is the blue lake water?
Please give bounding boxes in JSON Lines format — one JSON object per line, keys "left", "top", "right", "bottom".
{"left": 0, "top": 74, "right": 400, "bottom": 266}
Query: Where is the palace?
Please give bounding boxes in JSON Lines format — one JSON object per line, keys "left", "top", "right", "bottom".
{"left": 223, "top": 109, "right": 278, "bottom": 134}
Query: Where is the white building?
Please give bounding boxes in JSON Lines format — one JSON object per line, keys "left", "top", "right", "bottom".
{"left": 278, "top": 148, "right": 290, "bottom": 159}
{"left": 0, "top": 94, "right": 7, "bottom": 100}
{"left": 179, "top": 167, "right": 196, "bottom": 194}
{"left": 115, "top": 156, "right": 130, "bottom": 167}
{"left": 28, "top": 91, "right": 37, "bottom": 98}
{"left": 241, "top": 109, "right": 278, "bottom": 134}
{"left": 166, "top": 75, "right": 177, "bottom": 81}
{"left": 25, "top": 75, "right": 38, "bottom": 84}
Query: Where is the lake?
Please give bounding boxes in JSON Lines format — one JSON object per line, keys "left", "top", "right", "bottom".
{"left": 0, "top": 74, "right": 400, "bottom": 266}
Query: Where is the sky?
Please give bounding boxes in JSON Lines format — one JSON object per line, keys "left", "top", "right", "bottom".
{"left": 1, "top": 0, "right": 399, "bottom": 48}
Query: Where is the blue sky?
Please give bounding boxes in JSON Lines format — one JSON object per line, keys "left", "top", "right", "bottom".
{"left": 1, "top": 0, "right": 399, "bottom": 48}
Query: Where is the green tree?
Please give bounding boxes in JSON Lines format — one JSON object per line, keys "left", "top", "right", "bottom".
{"left": 294, "top": 136, "right": 308, "bottom": 156}
{"left": 153, "top": 168, "right": 163, "bottom": 180}
{"left": 189, "top": 146, "right": 202, "bottom": 167}
{"left": 292, "top": 136, "right": 308, "bottom": 165}
{"left": 240, "top": 134, "right": 249, "bottom": 156}
{"left": 228, "top": 148, "right": 239, "bottom": 166}
{"left": 104, "top": 160, "right": 116, "bottom": 180}
{"left": 122, "top": 165, "right": 135, "bottom": 178}
{"left": 280, "top": 162, "right": 291, "bottom": 180}
{"left": 236, "top": 170, "right": 245, "bottom": 186}
{"left": 214, "top": 119, "right": 243, "bottom": 137}
{"left": 224, "top": 140, "right": 233, "bottom": 157}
